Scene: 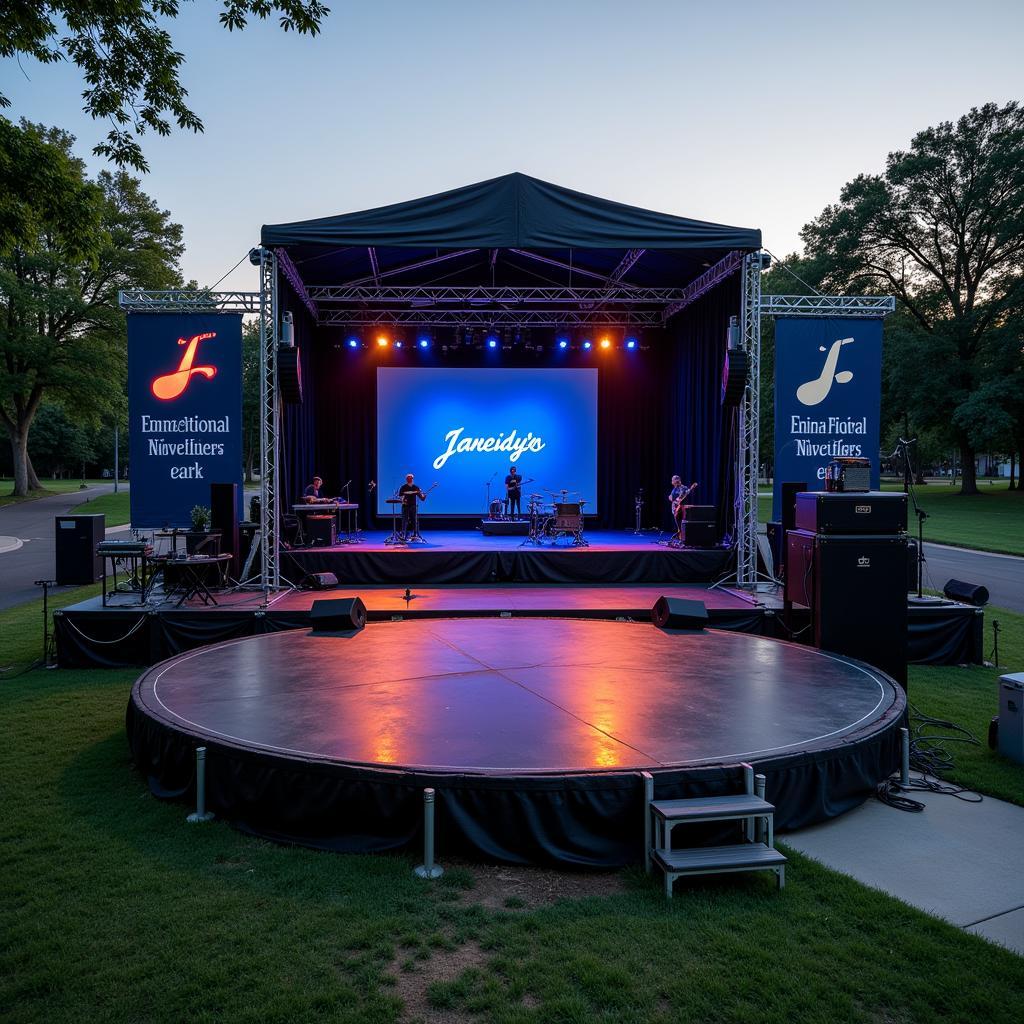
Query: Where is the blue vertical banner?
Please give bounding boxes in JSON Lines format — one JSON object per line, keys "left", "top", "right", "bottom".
{"left": 773, "top": 317, "right": 882, "bottom": 519}
{"left": 128, "top": 313, "right": 243, "bottom": 528}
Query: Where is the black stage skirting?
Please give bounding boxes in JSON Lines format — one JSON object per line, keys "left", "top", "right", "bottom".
{"left": 56, "top": 593, "right": 985, "bottom": 669}
{"left": 282, "top": 545, "right": 732, "bottom": 585}
{"left": 126, "top": 620, "right": 907, "bottom": 867}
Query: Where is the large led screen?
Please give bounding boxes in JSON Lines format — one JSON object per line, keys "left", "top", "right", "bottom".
{"left": 376, "top": 367, "right": 598, "bottom": 515}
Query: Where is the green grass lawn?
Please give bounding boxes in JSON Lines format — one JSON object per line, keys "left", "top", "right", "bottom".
{"left": 0, "top": 478, "right": 116, "bottom": 508}
{"left": 70, "top": 489, "right": 131, "bottom": 527}
{"left": 2, "top": 592, "right": 1023, "bottom": 1021}
{"left": 760, "top": 479, "right": 1024, "bottom": 555}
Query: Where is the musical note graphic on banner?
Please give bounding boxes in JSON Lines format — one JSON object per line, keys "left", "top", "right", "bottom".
{"left": 797, "top": 337, "right": 854, "bottom": 406}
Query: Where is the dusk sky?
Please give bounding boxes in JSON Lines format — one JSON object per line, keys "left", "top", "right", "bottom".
{"left": 2, "top": 1, "right": 1022, "bottom": 293}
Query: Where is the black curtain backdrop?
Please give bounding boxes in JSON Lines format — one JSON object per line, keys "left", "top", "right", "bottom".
{"left": 284, "top": 275, "right": 739, "bottom": 532}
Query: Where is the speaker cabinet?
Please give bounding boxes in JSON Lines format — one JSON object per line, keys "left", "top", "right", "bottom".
{"left": 780, "top": 481, "right": 806, "bottom": 536}
{"left": 680, "top": 504, "right": 715, "bottom": 523}
{"left": 786, "top": 529, "right": 907, "bottom": 686}
{"left": 303, "top": 572, "right": 339, "bottom": 590}
{"left": 278, "top": 345, "right": 303, "bottom": 404}
{"left": 210, "top": 482, "right": 240, "bottom": 580}
{"left": 678, "top": 522, "right": 716, "bottom": 548}
{"left": 55, "top": 514, "right": 105, "bottom": 584}
{"left": 795, "top": 491, "right": 907, "bottom": 534}
{"left": 309, "top": 597, "right": 367, "bottom": 634}
{"left": 652, "top": 596, "right": 709, "bottom": 631}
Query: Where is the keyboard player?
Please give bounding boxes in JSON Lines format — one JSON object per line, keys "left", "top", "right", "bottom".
{"left": 303, "top": 475, "right": 332, "bottom": 503}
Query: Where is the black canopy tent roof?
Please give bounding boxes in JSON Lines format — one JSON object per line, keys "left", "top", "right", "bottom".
{"left": 260, "top": 172, "right": 761, "bottom": 292}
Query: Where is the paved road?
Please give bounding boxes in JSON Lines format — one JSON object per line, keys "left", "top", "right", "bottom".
{"left": 921, "top": 542, "right": 1024, "bottom": 613}
{"left": 0, "top": 484, "right": 122, "bottom": 611}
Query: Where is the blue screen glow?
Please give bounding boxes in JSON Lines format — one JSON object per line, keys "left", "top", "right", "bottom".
{"left": 377, "top": 367, "right": 598, "bottom": 515}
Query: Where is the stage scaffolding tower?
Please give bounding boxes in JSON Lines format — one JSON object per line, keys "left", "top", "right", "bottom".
{"left": 258, "top": 248, "right": 281, "bottom": 593}
{"left": 736, "top": 252, "right": 764, "bottom": 589}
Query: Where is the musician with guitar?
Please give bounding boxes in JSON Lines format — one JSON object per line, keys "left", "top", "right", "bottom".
{"left": 398, "top": 474, "right": 437, "bottom": 541}
{"left": 504, "top": 466, "right": 532, "bottom": 518}
{"left": 668, "top": 475, "right": 698, "bottom": 541}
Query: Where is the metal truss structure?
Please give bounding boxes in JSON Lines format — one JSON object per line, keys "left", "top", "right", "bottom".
{"left": 736, "top": 253, "right": 764, "bottom": 588}
{"left": 119, "top": 247, "right": 894, "bottom": 599}
{"left": 118, "top": 289, "right": 260, "bottom": 313}
{"left": 760, "top": 294, "right": 895, "bottom": 318}
{"left": 257, "top": 249, "right": 281, "bottom": 592}
{"left": 319, "top": 308, "right": 665, "bottom": 328}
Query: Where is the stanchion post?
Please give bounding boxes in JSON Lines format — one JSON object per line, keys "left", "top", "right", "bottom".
{"left": 186, "top": 746, "right": 215, "bottom": 823}
{"left": 414, "top": 788, "right": 443, "bottom": 879}
{"left": 641, "top": 771, "right": 654, "bottom": 874}
{"left": 900, "top": 727, "right": 910, "bottom": 787}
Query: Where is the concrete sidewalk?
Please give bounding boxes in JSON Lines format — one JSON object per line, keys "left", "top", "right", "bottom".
{"left": 785, "top": 788, "right": 1024, "bottom": 955}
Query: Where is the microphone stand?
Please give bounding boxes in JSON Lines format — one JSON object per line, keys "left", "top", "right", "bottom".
{"left": 894, "top": 438, "right": 933, "bottom": 602}
{"left": 485, "top": 471, "right": 498, "bottom": 519}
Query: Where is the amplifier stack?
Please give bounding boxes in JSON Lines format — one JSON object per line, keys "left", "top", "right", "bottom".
{"left": 785, "top": 490, "right": 908, "bottom": 687}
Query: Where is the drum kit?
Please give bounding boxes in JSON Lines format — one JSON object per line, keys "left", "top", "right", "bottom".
{"left": 519, "top": 489, "right": 589, "bottom": 547}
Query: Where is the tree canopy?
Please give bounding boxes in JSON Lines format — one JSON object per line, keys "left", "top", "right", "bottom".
{"left": 0, "top": 118, "right": 183, "bottom": 495}
{"left": 801, "top": 101, "right": 1024, "bottom": 493}
{"left": 0, "top": 1, "right": 329, "bottom": 172}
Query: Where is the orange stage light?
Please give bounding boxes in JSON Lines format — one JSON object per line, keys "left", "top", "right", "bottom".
{"left": 599, "top": 337, "right": 612, "bottom": 349}
{"left": 376, "top": 335, "right": 390, "bottom": 347}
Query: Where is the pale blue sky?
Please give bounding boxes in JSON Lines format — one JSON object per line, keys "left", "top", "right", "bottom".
{"left": 2, "top": 0, "right": 1022, "bottom": 292}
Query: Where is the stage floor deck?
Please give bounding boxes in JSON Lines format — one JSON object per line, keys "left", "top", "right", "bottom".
{"left": 127, "top": 617, "right": 906, "bottom": 866}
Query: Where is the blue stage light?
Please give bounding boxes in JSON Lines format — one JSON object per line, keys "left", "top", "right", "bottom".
{"left": 487, "top": 336, "right": 498, "bottom": 349}
{"left": 347, "top": 337, "right": 359, "bottom": 349}
{"left": 625, "top": 337, "right": 637, "bottom": 350}
{"left": 582, "top": 340, "right": 592, "bottom": 350}
{"left": 395, "top": 340, "right": 403, "bottom": 349}
{"left": 557, "top": 337, "right": 569, "bottom": 350}
{"left": 418, "top": 337, "right": 430, "bottom": 349}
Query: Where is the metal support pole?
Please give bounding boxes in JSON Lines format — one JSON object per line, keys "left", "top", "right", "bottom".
{"left": 258, "top": 248, "right": 281, "bottom": 596}
{"left": 413, "top": 788, "right": 443, "bottom": 879}
{"left": 186, "top": 746, "right": 215, "bottom": 823}
{"left": 900, "top": 727, "right": 910, "bottom": 787}
{"left": 641, "top": 771, "right": 654, "bottom": 873}
{"left": 113, "top": 426, "right": 119, "bottom": 494}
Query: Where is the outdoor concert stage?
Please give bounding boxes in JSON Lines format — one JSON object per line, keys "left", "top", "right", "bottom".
{"left": 126, "top": 617, "right": 906, "bottom": 867}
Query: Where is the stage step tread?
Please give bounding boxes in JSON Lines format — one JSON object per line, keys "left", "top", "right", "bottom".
{"left": 653, "top": 843, "right": 787, "bottom": 872}
{"left": 650, "top": 795, "right": 774, "bottom": 821}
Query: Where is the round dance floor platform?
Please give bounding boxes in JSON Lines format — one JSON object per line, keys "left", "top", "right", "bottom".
{"left": 127, "top": 618, "right": 906, "bottom": 867}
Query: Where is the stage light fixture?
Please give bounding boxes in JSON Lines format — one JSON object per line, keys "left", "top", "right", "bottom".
{"left": 346, "top": 336, "right": 360, "bottom": 349}
{"left": 582, "top": 340, "right": 592, "bottom": 351}
{"left": 376, "top": 334, "right": 390, "bottom": 347}
{"left": 487, "top": 337, "right": 498, "bottom": 349}
{"left": 600, "top": 337, "right": 612, "bottom": 350}
{"left": 625, "top": 337, "right": 637, "bottom": 350}
{"left": 395, "top": 340, "right": 403, "bottom": 349}
{"left": 418, "top": 337, "right": 430, "bottom": 349}
{"left": 558, "top": 339, "right": 569, "bottom": 350}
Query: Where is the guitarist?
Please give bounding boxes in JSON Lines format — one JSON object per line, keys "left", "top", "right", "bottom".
{"left": 505, "top": 466, "right": 525, "bottom": 518}
{"left": 668, "top": 475, "right": 698, "bottom": 539}
{"left": 399, "top": 473, "right": 426, "bottom": 539}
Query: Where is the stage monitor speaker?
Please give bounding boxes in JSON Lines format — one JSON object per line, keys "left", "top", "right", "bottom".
{"left": 309, "top": 596, "right": 367, "bottom": 635}
{"left": 278, "top": 344, "right": 303, "bottom": 404}
{"left": 210, "top": 482, "right": 240, "bottom": 580}
{"left": 998, "top": 673, "right": 1024, "bottom": 764}
{"left": 780, "top": 481, "right": 806, "bottom": 536}
{"left": 652, "top": 596, "right": 709, "bottom": 631}
{"left": 678, "top": 522, "right": 716, "bottom": 548}
{"left": 788, "top": 531, "right": 908, "bottom": 686}
{"left": 302, "top": 572, "right": 339, "bottom": 590}
{"left": 943, "top": 578, "right": 989, "bottom": 607}
{"left": 55, "top": 514, "right": 105, "bottom": 584}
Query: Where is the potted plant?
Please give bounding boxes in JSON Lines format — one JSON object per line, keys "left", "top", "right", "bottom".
{"left": 190, "top": 505, "right": 211, "bottom": 531}
{"left": 186, "top": 506, "right": 218, "bottom": 554}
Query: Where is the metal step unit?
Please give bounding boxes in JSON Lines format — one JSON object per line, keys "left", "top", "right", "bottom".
{"left": 642, "top": 764, "right": 787, "bottom": 897}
